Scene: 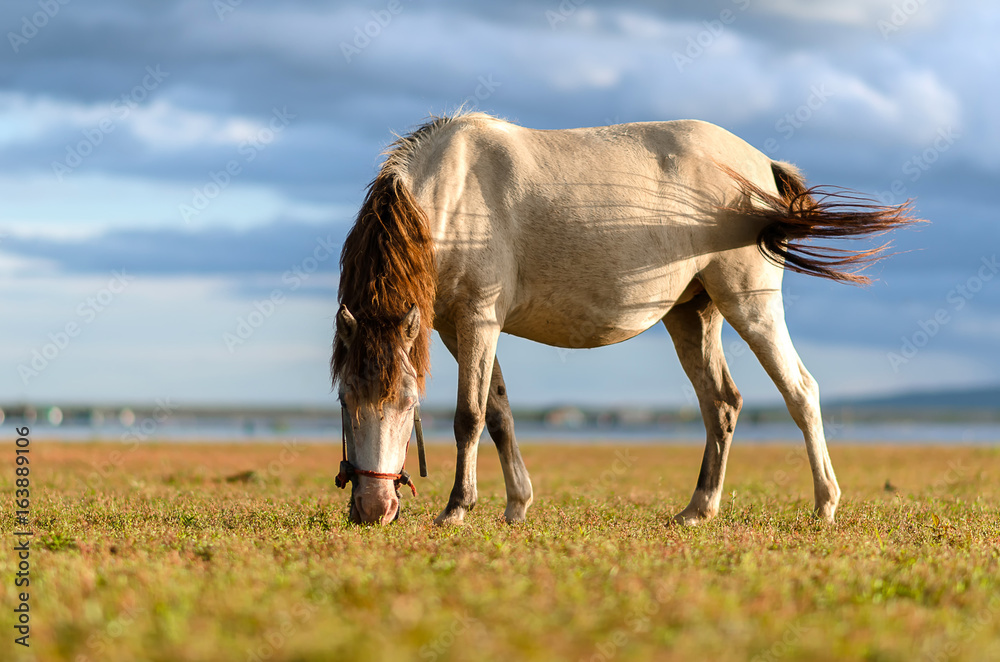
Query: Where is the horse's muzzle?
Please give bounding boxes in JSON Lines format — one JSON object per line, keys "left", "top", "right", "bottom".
{"left": 351, "top": 479, "right": 399, "bottom": 525}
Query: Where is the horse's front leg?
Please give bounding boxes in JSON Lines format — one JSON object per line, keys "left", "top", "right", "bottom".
{"left": 435, "top": 316, "right": 500, "bottom": 526}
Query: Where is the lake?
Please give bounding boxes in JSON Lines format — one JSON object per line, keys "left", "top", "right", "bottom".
{"left": 24, "top": 419, "right": 1000, "bottom": 445}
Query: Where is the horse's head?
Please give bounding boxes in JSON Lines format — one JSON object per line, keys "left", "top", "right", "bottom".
{"left": 334, "top": 304, "right": 422, "bottom": 525}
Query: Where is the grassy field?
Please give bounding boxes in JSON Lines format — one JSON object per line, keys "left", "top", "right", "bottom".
{"left": 2, "top": 438, "right": 999, "bottom": 661}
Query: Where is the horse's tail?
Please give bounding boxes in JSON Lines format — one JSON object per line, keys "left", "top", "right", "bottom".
{"left": 722, "top": 160, "right": 924, "bottom": 285}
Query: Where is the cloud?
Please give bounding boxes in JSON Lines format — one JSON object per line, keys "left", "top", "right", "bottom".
{"left": 0, "top": 220, "right": 347, "bottom": 276}
{"left": 0, "top": 0, "right": 996, "bottom": 405}
{"left": 0, "top": 272, "right": 338, "bottom": 405}
{"left": 0, "top": 0, "right": 990, "bottom": 206}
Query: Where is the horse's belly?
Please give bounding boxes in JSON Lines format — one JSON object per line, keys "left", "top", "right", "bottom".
{"left": 502, "top": 311, "right": 653, "bottom": 348}
{"left": 501, "top": 276, "right": 699, "bottom": 349}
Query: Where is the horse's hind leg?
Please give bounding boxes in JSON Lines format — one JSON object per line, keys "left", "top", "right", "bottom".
{"left": 713, "top": 289, "right": 841, "bottom": 522}
{"left": 663, "top": 292, "right": 743, "bottom": 525}
{"left": 485, "top": 358, "right": 533, "bottom": 523}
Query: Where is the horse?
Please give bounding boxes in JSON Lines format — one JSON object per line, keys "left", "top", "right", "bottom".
{"left": 331, "top": 111, "right": 919, "bottom": 526}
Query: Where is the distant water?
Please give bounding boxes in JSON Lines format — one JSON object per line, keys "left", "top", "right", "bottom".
{"left": 24, "top": 420, "right": 1000, "bottom": 445}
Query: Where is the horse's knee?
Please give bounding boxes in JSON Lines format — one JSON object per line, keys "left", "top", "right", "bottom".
{"left": 453, "top": 406, "right": 484, "bottom": 443}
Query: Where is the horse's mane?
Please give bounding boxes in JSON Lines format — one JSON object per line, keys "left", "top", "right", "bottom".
{"left": 331, "top": 116, "right": 456, "bottom": 401}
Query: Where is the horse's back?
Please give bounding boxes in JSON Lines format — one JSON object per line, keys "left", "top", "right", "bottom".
{"left": 414, "top": 113, "right": 772, "bottom": 188}
{"left": 411, "top": 114, "right": 779, "bottom": 347}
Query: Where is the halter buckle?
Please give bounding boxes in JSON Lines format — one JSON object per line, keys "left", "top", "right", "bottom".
{"left": 335, "top": 460, "right": 355, "bottom": 489}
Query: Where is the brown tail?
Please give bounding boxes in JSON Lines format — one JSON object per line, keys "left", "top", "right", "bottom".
{"left": 723, "top": 161, "right": 924, "bottom": 285}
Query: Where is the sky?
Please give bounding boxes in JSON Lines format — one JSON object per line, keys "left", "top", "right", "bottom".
{"left": 0, "top": 0, "right": 997, "bottom": 409}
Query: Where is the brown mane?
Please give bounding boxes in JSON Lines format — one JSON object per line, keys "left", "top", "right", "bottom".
{"left": 331, "top": 118, "right": 449, "bottom": 401}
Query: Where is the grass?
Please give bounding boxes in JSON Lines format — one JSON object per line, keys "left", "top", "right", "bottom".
{"left": 2, "top": 439, "right": 999, "bottom": 661}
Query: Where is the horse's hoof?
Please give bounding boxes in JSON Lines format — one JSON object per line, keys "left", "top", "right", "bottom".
{"left": 503, "top": 507, "right": 527, "bottom": 524}
{"left": 813, "top": 504, "right": 837, "bottom": 524}
{"left": 813, "top": 488, "right": 839, "bottom": 524}
{"left": 434, "top": 508, "right": 466, "bottom": 526}
{"left": 503, "top": 497, "right": 532, "bottom": 524}
{"left": 672, "top": 508, "right": 715, "bottom": 526}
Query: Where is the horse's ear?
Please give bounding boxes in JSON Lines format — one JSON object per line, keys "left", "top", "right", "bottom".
{"left": 337, "top": 305, "right": 357, "bottom": 347}
{"left": 400, "top": 305, "right": 420, "bottom": 350}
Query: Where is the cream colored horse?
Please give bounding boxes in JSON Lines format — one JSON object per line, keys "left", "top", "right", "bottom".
{"left": 332, "top": 112, "right": 917, "bottom": 526}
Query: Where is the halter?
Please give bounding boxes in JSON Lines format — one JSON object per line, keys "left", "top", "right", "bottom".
{"left": 335, "top": 403, "right": 427, "bottom": 496}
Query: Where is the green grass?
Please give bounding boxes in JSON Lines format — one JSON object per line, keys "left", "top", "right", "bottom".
{"left": 2, "top": 441, "right": 999, "bottom": 661}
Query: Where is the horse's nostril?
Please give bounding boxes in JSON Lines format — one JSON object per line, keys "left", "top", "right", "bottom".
{"left": 380, "top": 503, "right": 398, "bottom": 525}
{"left": 356, "top": 493, "right": 399, "bottom": 525}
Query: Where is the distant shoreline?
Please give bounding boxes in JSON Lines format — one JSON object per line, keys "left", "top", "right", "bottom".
{"left": 22, "top": 420, "right": 1000, "bottom": 445}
